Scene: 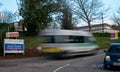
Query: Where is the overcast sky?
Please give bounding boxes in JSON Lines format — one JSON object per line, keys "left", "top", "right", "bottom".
{"left": 0, "top": 0, "right": 120, "bottom": 25}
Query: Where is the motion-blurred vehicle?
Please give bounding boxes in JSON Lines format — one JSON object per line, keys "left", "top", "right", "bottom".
{"left": 104, "top": 43, "right": 120, "bottom": 69}
{"left": 39, "top": 29, "right": 99, "bottom": 57}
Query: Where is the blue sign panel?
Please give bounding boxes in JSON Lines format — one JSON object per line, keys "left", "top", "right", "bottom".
{"left": 4, "top": 44, "right": 24, "bottom": 50}
{"left": 4, "top": 39, "right": 24, "bottom": 54}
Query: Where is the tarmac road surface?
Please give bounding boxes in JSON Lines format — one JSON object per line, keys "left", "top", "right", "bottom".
{"left": 0, "top": 50, "right": 120, "bottom": 72}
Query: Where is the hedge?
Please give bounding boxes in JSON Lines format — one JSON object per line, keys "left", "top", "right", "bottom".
{"left": 92, "top": 33, "right": 120, "bottom": 37}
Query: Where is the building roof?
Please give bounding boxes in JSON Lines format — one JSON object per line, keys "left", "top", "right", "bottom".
{"left": 78, "top": 23, "right": 111, "bottom": 29}
{"left": 77, "top": 23, "right": 119, "bottom": 33}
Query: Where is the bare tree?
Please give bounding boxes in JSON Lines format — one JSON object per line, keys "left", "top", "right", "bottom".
{"left": 0, "top": 3, "right": 2, "bottom": 7}
{"left": 0, "top": 11, "right": 15, "bottom": 23}
{"left": 112, "top": 8, "right": 120, "bottom": 32}
{"left": 0, "top": 3, "right": 14, "bottom": 23}
{"left": 71, "top": 0, "right": 104, "bottom": 32}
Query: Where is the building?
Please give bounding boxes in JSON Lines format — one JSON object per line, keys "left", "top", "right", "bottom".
{"left": 8, "top": 20, "right": 23, "bottom": 31}
{"left": 77, "top": 23, "right": 119, "bottom": 33}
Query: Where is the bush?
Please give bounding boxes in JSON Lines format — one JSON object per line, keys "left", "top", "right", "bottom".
{"left": 0, "top": 32, "right": 6, "bottom": 56}
{"left": 93, "top": 33, "right": 110, "bottom": 37}
{"left": 0, "top": 42, "right": 3, "bottom": 56}
{"left": 19, "top": 31, "right": 39, "bottom": 36}
{"left": 93, "top": 33, "right": 120, "bottom": 37}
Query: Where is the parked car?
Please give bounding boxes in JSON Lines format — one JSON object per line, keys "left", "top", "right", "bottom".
{"left": 104, "top": 43, "right": 120, "bottom": 69}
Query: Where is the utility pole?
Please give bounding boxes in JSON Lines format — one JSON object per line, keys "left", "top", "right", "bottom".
{"left": 101, "top": 13, "right": 104, "bottom": 33}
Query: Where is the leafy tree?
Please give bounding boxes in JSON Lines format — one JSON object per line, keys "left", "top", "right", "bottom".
{"left": 52, "top": 0, "right": 76, "bottom": 30}
{"left": 19, "top": 0, "right": 60, "bottom": 35}
{"left": 61, "top": 1, "right": 73, "bottom": 29}
{"left": 0, "top": 23, "right": 8, "bottom": 55}
{"left": 0, "top": 23, "right": 8, "bottom": 31}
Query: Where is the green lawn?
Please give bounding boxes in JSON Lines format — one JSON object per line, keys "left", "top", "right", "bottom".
{"left": 95, "top": 37, "right": 120, "bottom": 49}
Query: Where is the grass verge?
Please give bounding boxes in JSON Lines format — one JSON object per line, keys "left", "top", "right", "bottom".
{"left": 96, "top": 37, "right": 120, "bottom": 49}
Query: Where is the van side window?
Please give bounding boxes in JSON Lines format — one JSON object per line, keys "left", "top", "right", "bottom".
{"left": 69, "top": 36, "right": 84, "bottom": 43}
{"left": 42, "top": 35, "right": 55, "bottom": 43}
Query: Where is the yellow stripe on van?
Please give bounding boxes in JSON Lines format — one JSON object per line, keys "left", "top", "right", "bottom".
{"left": 41, "top": 47, "right": 63, "bottom": 53}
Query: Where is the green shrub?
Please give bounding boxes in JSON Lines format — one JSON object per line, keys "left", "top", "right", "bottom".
{"left": 22, "top": 36, "right": 39, "bottom": 49}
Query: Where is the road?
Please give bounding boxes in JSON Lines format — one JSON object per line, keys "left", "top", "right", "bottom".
{"left": 0, "top": 50, "right": 120, "bottom": 72}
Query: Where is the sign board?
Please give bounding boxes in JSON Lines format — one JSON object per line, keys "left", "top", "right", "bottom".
{"left": 110, "top": 32, "right": 118, "bottom": 39}
{"left": 6, "top": 32, "right": 19, "bottom": 37}
{"left": 4, "top": 39, "right": 24, "bottom": 56}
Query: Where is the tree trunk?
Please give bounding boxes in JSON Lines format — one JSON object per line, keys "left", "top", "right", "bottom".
{"left": 118, "top": 25, "right": 120, "bottom": 33}
{"left": 87, "top": 20, "right": 91, "bottom": 32}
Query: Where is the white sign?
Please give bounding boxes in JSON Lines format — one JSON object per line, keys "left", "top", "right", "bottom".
{"left": 4, "top": 39, "right": 24, "bottom": 56}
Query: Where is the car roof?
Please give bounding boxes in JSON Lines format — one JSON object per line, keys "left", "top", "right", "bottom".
{"left": 110, "top": 43, "right": 120, "bottom": 46}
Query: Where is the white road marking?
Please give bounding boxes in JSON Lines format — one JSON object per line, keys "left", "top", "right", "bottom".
{"left": 53, "top": 64, "right": 70, "bottom": 72}
{"left": 92, "top": 64, "right": 104, "bottom": 68}
{"left": 53, "top": 52, "right": 104, "bottom": 72}
{"left": 92, "top": 65, "right": 96, "bottom": 68}
{"left": 97, "top": 64, "right": 104, "bottom": 68}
